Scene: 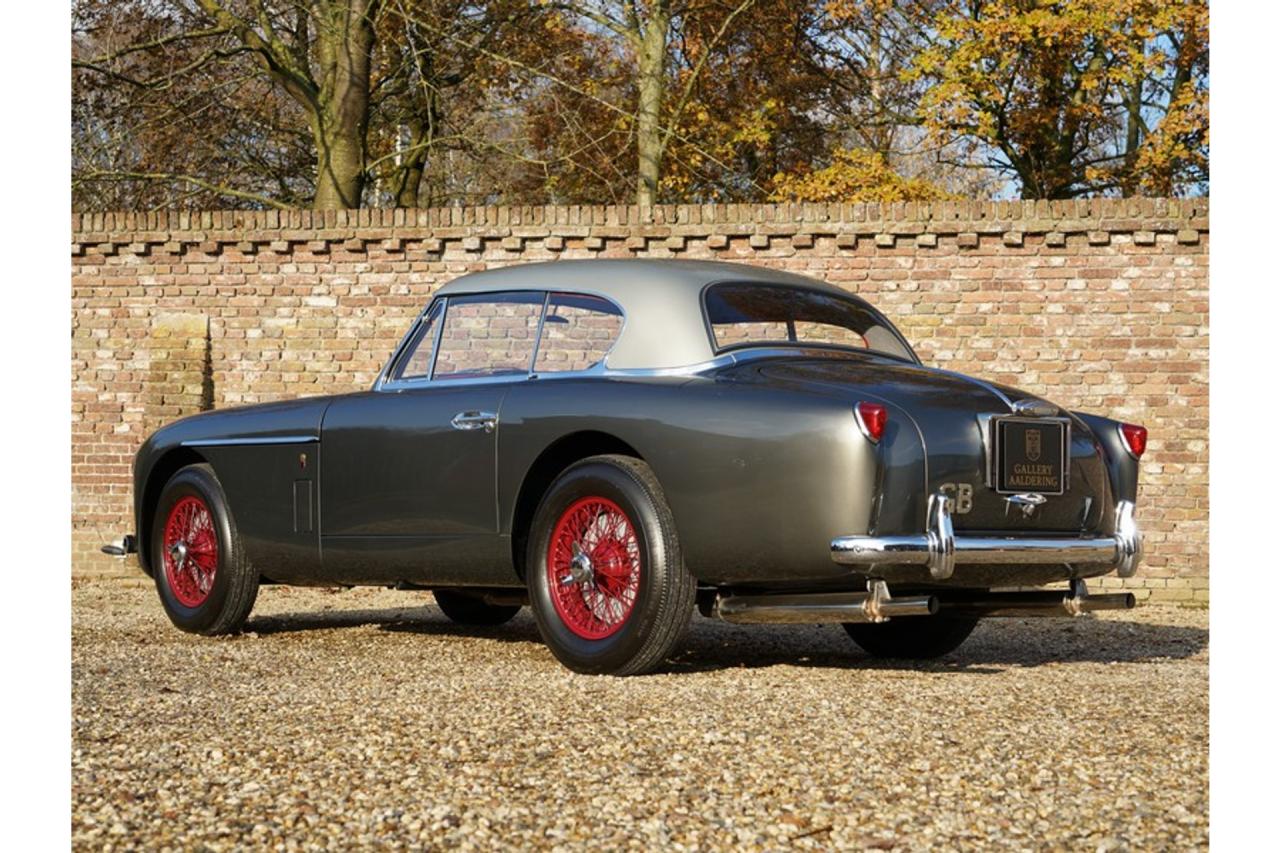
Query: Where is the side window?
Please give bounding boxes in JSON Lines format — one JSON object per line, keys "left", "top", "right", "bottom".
{"left": 433, "top": 292, "right": 544, "bottom": 380}
{"left": 389, "top": 300, "right": 443, "bottom": 382}
{"left": 533, "top": 293, "right": 623, "bottom": 373}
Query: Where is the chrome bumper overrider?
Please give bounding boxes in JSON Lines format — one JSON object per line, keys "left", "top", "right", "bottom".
{"left": 831, "top": 493, "right": 1142, "bottom": 581}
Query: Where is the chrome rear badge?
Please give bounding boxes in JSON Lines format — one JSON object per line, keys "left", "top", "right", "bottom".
{"left": 938, "top": 482, "right": 973, "bottom": 514}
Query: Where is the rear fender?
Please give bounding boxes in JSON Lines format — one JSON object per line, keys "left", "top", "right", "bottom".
{"left": 1071, "top": 411, "right": 1140, "bottom": 504}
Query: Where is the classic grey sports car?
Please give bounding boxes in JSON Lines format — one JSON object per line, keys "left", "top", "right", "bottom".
{"left": 113, "top": 259, "right": 1146, "bottom": 675}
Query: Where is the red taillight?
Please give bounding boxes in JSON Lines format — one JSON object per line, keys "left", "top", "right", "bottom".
{"left": 1120, "top": 423, "right": 1148, "bottom": 458}
{"left": 856, "top": 402, "right": 888, "bottom": 443}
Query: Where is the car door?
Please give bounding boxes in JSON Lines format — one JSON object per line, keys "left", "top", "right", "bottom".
{"left": 318, "top": 292, "right": 545, "bottom": 586}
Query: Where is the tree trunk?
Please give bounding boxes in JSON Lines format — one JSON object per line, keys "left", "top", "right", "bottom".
{"left": 312, "top": 0, "right": 379, "bottom": 210}
{"left": 634, "top": 3, "right": 670, "bottom": 207}
{"left": 312, "top": 117, "right": 368, "bottom": 209}
{"left": 392, "top": 118, "right": 431, "bottom": 208}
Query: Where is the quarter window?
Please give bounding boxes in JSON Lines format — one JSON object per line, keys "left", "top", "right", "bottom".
{"left": 389, "top": 300, "right": 443, "bottom": 382}
{"left": 533, "top": 293, "right": 623, "bottom": 373}
{"left": 433, "top": 292, "right": 543, "bottom": 380}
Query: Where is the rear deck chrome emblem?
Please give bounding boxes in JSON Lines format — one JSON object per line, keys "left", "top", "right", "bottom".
{"left": 1012, "top": 398, "right": 1058, "bottom": 417}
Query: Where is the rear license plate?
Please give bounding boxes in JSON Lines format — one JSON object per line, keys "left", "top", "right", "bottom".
{"left": 993, "top": 418, "right": 1068, "bottom": 495}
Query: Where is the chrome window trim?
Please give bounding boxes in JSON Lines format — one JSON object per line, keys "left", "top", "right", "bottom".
{"left": 527, "top": 292, "right": 552, "bottom": 374}
{"left": 373, "top": 297, "right": 446, "bottom": 391}
{"left": 429, "top": 291, "right": 545, "bottom": 384}
{"left": 381, "top": 343, "right": 909, "bottom": 391}
{"left": 376, "top": 289, "right": 632, "bottom": 391}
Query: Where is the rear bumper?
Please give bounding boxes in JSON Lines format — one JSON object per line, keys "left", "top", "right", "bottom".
{"left": 831, "top": 493, "right": 1141, "bottom": 581}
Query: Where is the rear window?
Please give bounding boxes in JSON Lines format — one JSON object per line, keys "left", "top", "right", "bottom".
{"left": 703, "top": 282, "right": 914, "bottom": 361}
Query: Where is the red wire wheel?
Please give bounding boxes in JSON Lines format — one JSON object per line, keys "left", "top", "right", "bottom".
{"left": 546, "top": 496, "right": 643, "bottom": 640}
{"left": 162, "top": 495, "right": 219, "bottom": 608}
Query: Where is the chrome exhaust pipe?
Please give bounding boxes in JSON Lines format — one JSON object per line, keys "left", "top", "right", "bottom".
{"left": 100, "top": 534, "right": 137, "bottom": 558}
{"left": 936, "top": 579, "right": 1135, "bottom": 618}
{"left": 713, "top": 580, "right": 938, "bottom": 625}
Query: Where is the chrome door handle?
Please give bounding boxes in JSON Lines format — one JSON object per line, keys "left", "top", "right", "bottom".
{"left": 451, "top": 411, "right": 497, "bottom": 433}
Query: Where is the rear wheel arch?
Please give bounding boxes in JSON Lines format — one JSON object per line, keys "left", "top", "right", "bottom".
{"left": 510, "top": 431, "right": 645, "bottom": 580}
{"left": 138, "top": 447, "right": 208, "bottom": 576}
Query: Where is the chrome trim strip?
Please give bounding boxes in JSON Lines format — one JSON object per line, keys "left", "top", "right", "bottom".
{"left": 977, "top": 412, "right": 996, "bottom": 487}
{"left": 425, "top": 296, "right": 447, "bottom": 381}
{"left": 182, "top": 435, "right": 319, "bottom": 447}
{"left": 528, "top": 292, "right": 551, "bottom": 374}
{"left": 831, "top": 490, "right": 1143, "bottom": 576}
{"left": 379, "top": 344, "right": 926, "bottom": 391}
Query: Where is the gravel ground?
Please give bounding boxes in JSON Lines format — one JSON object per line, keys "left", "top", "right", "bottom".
{"left": 72, "top": 581, "right": 1208, "bottom": 851}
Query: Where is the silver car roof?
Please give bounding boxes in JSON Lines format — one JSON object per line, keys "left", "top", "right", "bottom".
{"left": 434, "top": 259, "right": 860, "bottom": 370}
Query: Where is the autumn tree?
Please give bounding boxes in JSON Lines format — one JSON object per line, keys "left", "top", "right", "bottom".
{"left": 910, "top": 0, "right": 1208, "bottom": 198}
{"left": 771, "top": 148, "right": 954, "bottom": 202}
{"left": 193, "top": 0, "right": 382, "bottom": 209}
{"left": 73, "top": 1, "right": 319, "bottom": 209}
{"left": 75, "top": 1, "right": 383, "bottom": 210}
{"left": 556, "top": 1, "right": 767, "bottom": 205}
{"left": 654, "top": 1, "right": 829, "bottom": 201}
{"left": 365, "top": 1, "right": 547, "bottom": 207}
{"left": 72, "top": 0, "right": 1209, "bottom": 210}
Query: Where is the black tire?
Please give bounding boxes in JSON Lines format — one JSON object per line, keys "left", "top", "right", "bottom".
{"left": 843, "top": 616, "right": 979, "bottom": 659}
{"left": 433, "top": 590, "right": 521, "bottom": 626}
{"left": 526, "top": 455, "right": 695, "bottom": 676}
{"left": 151, "top": 463, "right": 258, "bottom": 635}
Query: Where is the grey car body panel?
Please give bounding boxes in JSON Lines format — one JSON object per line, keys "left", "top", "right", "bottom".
{"left": 742, "top": 358, "right": 1113, "bottom": 535}
{"left": 132, "top": 397, "right": 329, "bottom": 577}
{"left": 496, "top": 373, "right": 874, "bottom": 585}
{"left": 131, "top": 259, "right": 1142, "bottom": 593}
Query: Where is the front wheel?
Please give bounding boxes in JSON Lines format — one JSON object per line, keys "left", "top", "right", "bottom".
{"left": 526, "top": 455, "right": 695, "bottom": 676}
{"left": 843, "top": 616, "right": 979, "bottom": 659}
{"left": 151, "top": 463, "right": 258, "bottom": 635}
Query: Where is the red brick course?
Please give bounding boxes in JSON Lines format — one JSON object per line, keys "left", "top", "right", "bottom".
{"left": 72, "top": 199, "right": 1209, "bottom": 602}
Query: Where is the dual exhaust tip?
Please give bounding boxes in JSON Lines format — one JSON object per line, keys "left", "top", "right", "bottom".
{"left": 712, "top": 579, "right": 1133, "bottom": 625}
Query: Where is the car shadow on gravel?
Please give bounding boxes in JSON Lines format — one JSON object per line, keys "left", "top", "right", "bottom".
{"left": 246, "top": 607, "right": 546, "bottom": 643}
{"left": 663, "top": 615, "right": 1209, "bottom": 674}
{"left": 245, "top": 605, "right": 1207, "bottom": 675}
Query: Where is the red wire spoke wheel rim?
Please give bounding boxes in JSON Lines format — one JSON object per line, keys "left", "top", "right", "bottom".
{"left": 547, "top": 496, "right": 642, "bottom": 640}
{"left": 162, "top": 495, "right": 219, "bottom": 608}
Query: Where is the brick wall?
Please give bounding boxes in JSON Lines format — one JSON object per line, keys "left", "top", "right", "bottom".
{"left": 71, "top": 199, "right": 1209, "bottom": 603}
